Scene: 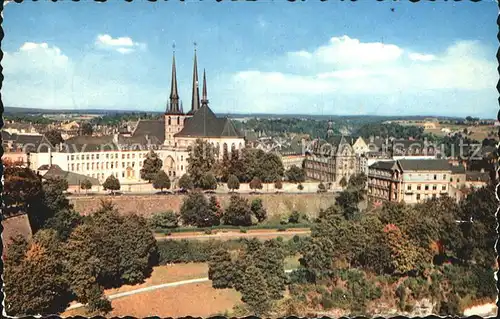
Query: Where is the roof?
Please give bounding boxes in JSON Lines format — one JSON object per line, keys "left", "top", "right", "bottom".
{"left": 174, "top": 105, "right": 243, "bottom": 138}
{"left": 465, "top": 171, "right": 490, "bottom": 183}
{"left": 132, "top": 119, "right": 165, "bottom": 143}
{"left": 450, "top": 164, "right": 466, "bottom": 174}
{"left": 398, "top": 159, "right": 452, "bottom": 172}
{"left": 2, "top": 133, "right": 55, "bottom": 153}
{"left": 369, "top": 160, "right": 399, "bottom": 171}
{"left": 43, "top": 165, "right": 100, "bottom": 186}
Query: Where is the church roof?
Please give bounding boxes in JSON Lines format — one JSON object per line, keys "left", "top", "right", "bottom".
{"left": 132, "top": 119, "right": 165, "bottom": 143}
{"left": 174, "top": 105, "right": 243, "bottom": 138}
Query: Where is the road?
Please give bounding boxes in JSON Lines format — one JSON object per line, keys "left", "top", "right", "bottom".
{"left": 65, "top": 269, "right": 296, "bottom": 311}
{"left": 155, "top": 229, "right": 311, "bottom": 241}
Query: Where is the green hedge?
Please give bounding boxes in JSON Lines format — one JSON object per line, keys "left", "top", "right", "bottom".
{"left": 154, "top": 223, "right": 311, "bottom": 235}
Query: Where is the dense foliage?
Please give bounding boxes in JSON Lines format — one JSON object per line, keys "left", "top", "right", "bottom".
{"left": 140, "top": 150, "right": 163, "bottom": 182}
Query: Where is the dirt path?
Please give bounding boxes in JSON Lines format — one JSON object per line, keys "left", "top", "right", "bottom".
{"left": 65, "top": 269, "right": 295, "bottom": 312}
{"left": 155, "top": 229, "right": 311, "bottom": 241}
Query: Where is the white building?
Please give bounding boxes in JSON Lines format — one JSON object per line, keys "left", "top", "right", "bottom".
{"left": 32, "top": 49, "right": 245, "bottom": 186}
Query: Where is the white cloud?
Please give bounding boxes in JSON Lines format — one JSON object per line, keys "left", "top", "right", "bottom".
{"left": 289, "top": 35, "right": 404, "bottom": 67}
{"left": 2, "top": 42, "right": 164, "bottom": 110}
{"left": 95, "top": 34, "right": 145, "bottom": 54}
{"left": 408, "top": 52, "right": 436, "bottom": 62}
{"left": 225, "top": 37, "right": 497, "bottom": 116}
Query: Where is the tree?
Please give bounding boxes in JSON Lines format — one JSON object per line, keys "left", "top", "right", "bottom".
{"left": 208, "top": 249, "right": 234, "bottom": 289}
{"left": 223, "top": 195, "right": 253, "bottom": 226}
{"left": 249, "top": 176, "right": 263, "bottom": 192}
{"left": 274, "top": 179, "right": 283, "bottom": 192}
{"left": 200, "top": 172, "right": 218, "bottom": 191}
{"left": 102, "top": 175, "right": 120, "bottom": 194}
{"left": 208, "top": 196, "right": 224, "bottom": 224}
{"left": 285, "top": 165, "right": 306, "bottom": 183}
{"left": 80, "top": 179, "right": 93, "bottom": 194}
{"left": 336, "top": 190, "right": 360, "bottom": 220}
{"left": 383, "top": 224, "right": 422, "bottom": 275}
{"left": 250, "top": 198, "right": 267, "bottom": 223}
{"left": 80, "top": 122, "right": 93, "bottom": 136}
{"left": 42, "top": 176, "right": 71, "bottom": 214}
{"left": 4, "top": 230, "right": 72, "bottom": 316}
{"left": 140, "top": 151, "right": 163, "bottom": 183}
{"left": 260, "top": 152, "right": 285, "bottom": 183}
{"left": 339, "top": 176, "right": 348, "bottom": 188}
{"left": 240, "top": 264, "right": 271, "bottom": 315}
{"left": 317, "top": 182, "right": 326, "bottom": 193}
{"left": 180, "top": 191, "right": 220, "bottom": 227}
{"left": 178, "top": 174, "right": 194, "bottom": 191}
{"left": 148, "top": 211, "right": 179, "bottom": 229}
{"left": 43, "top": 208, "right": 83, "bottom": 241}
{"left": 227, "top": 174, "right": 240, "bottom": 192}
{"left": 44, "top": 129, "right": 64, "bottom": 146}
{"left": 152, "top": 170, "right": 171, "bottom": 192}
{"left": 297, "top": 183, "right": 304, "bottom": 191}
{"left": 187, "top": 139, "right": 216, "bottom": 188}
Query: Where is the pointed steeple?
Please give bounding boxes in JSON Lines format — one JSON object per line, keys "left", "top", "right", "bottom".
{"left": 190, "top": 43, "right": 201, "bottom": 114}
{"left": 201, "top": 68, "right": 209, "bottom": 107}
{"left": 167, "top": 45, "right": 181, "bottom": 114}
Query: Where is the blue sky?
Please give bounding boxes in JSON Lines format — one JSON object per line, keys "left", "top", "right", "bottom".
{"left": 3, "top": 1, "right": 498, "bottom": 118}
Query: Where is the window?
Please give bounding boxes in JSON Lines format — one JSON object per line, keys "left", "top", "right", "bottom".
{"left": 181, "top": 165, "right": 183, "bottom": 170}
{"left": 106, "top": 162, "right": 109, "bottom": 169}
{"left": 127, "top": 154, "right": 130, "bottom": 159}
{"left": 86, "top": 155, "right": 90, "bottom": 160}
{"left": 407, "top": 185, "right": 411, "bottom": 191}
{"left": 92, "top": 163, "right": 95, "bottom": 169}
{"left": 450, "top": 177, "right": 453, "bottom": 182}
{"left": 71, "top": 155, "right": 74, "bottom": 161}
{"left": 76, "top": 155, "right": 80, "bottom": 160}
{"left": 433, "top": 174, "right": 437, "bottom": 180}
{"left": 425, "top": 185, "right": 429, "bottom": 190}
{"left": 122, "top": 154, "right": 125, "bottom": 159}
{"left": 91, "top": 154, "right": 95, "bottom": 160}
{"left": 457, "top": 178, "right": 460, "bottom": 183}
{"left": 71, "top": 163, "right": 75, "bottom": 171}
{"left": 116, "top": 161, "right": 118, "bottom": 167}
{"left": 106, "top": 154, "right": 109, "bottom": 159}
{"left": 132, "top": 154, "right": 135, "bottom": 159}
{"left": 96, "top": 154, "right": 99, "bottom": 160}
{"left": 122, "top": 172, "right": 125, "bottom": 178}
{"left": 443, "top": 174, "right": 447, "bottom": 180}
{"left": 416, "top": 194, "right": 421, "bottom": 200}
{"left": 140, "top": 161, "right": 143, "bottom": 167}
{"left": 111, "top": 163, "right": 114, "bottom": 169}
{"left": 432, "top": 185, "right": 437, "bottom": 190}
{"left": 417, "top": 185, "right": 421, "bottom": 190}
{"left": 432, "top": 194, "right": 437, "bottom": 199}
{"left": 181, "top": 155, "right": 183, "bottom": 161}
{"left": 122, "top": 162, "right": 125, "bottom": 168}
{"left": 77, "top": 163, "right": 80, "bottom": 171}
{"left": 87, "top": 163, "right": 90, "bottom": 170}
{"left": 132, "top": 162, "right": 135, "bottom": 168}
{"left": 442, "top": 185, "right": 446, "bottom": 191}
{"left": 67, "top": 155, "right": 69, "bottom": 161}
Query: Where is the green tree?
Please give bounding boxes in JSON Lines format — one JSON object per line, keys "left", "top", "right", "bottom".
{"left": 249, "top": 176, "right": 263, "bottom": 192}
{"left": 285, "top": 165, "right": 306, "bottom": 183}
{"left": 140, "top": 150, "right": 163, "bottom": 182}
{"left": 240, "top": 265, "right": 271, "bottom": 315}
{"left": 339, "top": 176, "right": 348, "bottom": 188}
{"left": 148, "top": 211, "right": 179, "bottom": 229}
{"left": 178, "top": 174, "right": 194, "bottom": 191}
{"left": 208, "top": 249, "right": 234, "bottom": 289}
{"left": 180, "top": 191, "right": 220, "bottom": 227}
{"left": 260, "top": 152, "right": 285, "bottom": 183}
{"left": 336, "top": 190, "right": 360, "bottom": 220}
{"left": 43, "top": 208, "right": 83, "bottom": 241}
{"left": 152, "top": 170, "right": 171, "bottom": 192}
{"left": 44, "top": 129, "right": 64, "bottom": 146}
{"left": 274, "top": 179, "right": 283, "bottom": 191}
{"left": 80, "top": 179, "right": 93, "bottom": 194}
{"left": 42, "top": 176, "right": 71, "bottom": 214}
{"left": 223, "top": 195, "right": 253, "bottom": 226}
{"left": 227, "top": 174, "right": 240, "bottom": 192}
{"left": 4, "top": 230, "right": 72, "bottom": 316}
{"left": 208, "top": 196, "right": 224, "bottom": 223}
{"left": 383, "top": 224, "right": 422, "bottom": 275}
{"left": 200, "top": 172, "right": 218, "bottom": 191}
{"left": 297, "top": 183, "right": 304, "bottom": 191}
{"left": 80, "top": 122, "right": 93, "bottom": 136}
{"left": 317, "top": 182, "right": 326, "bottom": 193}
{"left": 250, "top": 198, "right": 267, "bottom": 223}
{"left": 102, "top": 175, "right": 120, "bottom": 194}
{"left": 187, "top": 138, "right": 216, "bottom": 188}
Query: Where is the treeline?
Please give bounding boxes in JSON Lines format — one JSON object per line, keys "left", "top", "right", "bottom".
{"left": 355, "top": 123, "right": 425, "bottom": 139}
{"left": 207, "top": 176, "right": 496, "bottom": 316}
{"left": 3, "top": 163, "right": 158, "bottom": 316}
{"left": 90, "top": 112, "right": 162, "bottom": 127}
{"left": 241, "top": 118, "right": 340, "bottom": 139}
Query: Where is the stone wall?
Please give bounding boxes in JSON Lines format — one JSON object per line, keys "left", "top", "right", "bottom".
{"left": 70, "top": 193, "right": 337, "bottom": 219}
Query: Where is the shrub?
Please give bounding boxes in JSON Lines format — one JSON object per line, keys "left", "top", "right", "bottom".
{"left": 240, "top": 228, "right": 248, "bottom": 233}
{"left": 223, "top": 195, "right": 253, "bottom": 226}
{"left": 277, "top": 226, "right": 287, "bottom": 232}
{"left": 148, "top": 211, "right": 179, "bottom": 229}
{"left": 204, "top": 229, "right": 213, "bottom": 235}
{"left": 250, "top": 198, "right": 267, "bottom": 223}
{"left": 288, "top": 211, "right": 301, "bottom": 224}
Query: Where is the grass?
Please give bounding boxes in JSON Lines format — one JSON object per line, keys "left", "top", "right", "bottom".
{"left": 154, "top": 223, "right": 311, "bottom": 235}
{"left": 284, "top": 254, "right": 302, "bottom": 270}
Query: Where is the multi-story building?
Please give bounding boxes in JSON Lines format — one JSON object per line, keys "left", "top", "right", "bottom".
{"left": 30, "top": 48, "right": 245, "bottom": 186}
{"left": 368, "top": 159, "right": 454, "bottom": 204}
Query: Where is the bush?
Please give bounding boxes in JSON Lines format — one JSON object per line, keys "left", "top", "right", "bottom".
{"left": 223, "top": 195, "right": 253, "bottom": 226}
{"left": 240, "top": 228, "right": 248, "bottom": 233}
{"left": 250, "top": 198, "right": 267, "bottom": 223}
{"left": 148, "top": 211, "right": 179, "bottom": 229}
{"left": 277, "top": 226, "right": 287, "bottom": 232}
{"left": 204, "top": 229, "right": 213, "bottom": 235}
{"left": 288, "top": 211, "right": 301, "bottom": 224}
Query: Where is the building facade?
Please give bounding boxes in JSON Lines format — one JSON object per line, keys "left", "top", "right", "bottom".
{"left": 31, "top": 48, "right": 245, "bottom": 186}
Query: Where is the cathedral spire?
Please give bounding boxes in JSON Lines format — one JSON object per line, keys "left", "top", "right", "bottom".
{"left": 190, "top": 43, "right": 200, "bottom": 114}
{"left": 167, "top": 44, "right": 180, "bottom": 114}
{"left": 201, "top": 68, "right": 209, "bottom": 107}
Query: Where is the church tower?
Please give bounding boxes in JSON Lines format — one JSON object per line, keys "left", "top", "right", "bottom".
{"left": 188, "top": 46, "right": 201, "bottom": 115}
{"left": 164, "top": 46, "right": 188, "bottom": 147}
{"left": 201, "top": 69, "right": 209, "bottom": 107}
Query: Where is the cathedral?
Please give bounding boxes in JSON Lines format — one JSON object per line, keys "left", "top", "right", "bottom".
{"left": 38, "top": 48, "right": 245, "bottom": 185}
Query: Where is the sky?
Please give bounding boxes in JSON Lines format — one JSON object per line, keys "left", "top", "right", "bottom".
{"left": 2, "top": 1, "right": 499, "bottom": 118}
